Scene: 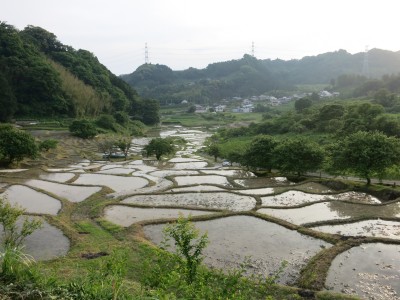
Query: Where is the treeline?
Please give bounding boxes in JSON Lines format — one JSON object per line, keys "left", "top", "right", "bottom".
{"left": 121, "top": 55, "right": 293, "bottom": 105}
{"left": 207, "top": 130, "right": 400, "bottom": 185}
{"left": 0, "top": 22, "right": 159, "bottom": 124}
{"left": 220, "top": 101, "right": 400, "bottom": 138}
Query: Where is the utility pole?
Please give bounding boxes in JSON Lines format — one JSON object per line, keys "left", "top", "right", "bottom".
{"left": 145, "top": 42, "right": 149, "bottom": 64}
{"left": 251, "top": 41, "right": 255, "bottom": 57}
{"left": 362, "top": 45, "right": 369, "bottom": 78}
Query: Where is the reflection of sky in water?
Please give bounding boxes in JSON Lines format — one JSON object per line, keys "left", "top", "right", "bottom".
{"left": 122, "top": 192, "right": 256, "bottom": 211}
{"left": 313, "top": 219, "right": 400, "bottom": 239}
{"left": 258, "top": 201, "right": 400, "bottom": 225}
{"left": 326, "top": 243, "right": 400, "bottom": 299}
{"left": 2, "top": 185, "right": 61, "bottom": 215}
{"left": 0, "top": 217, "right": 69, "bottom": 261}
{"left": 104, "top": 206, "right": 215, "bottom": 226}
{"left": 144, "top": 216, "right": 331, "bottom": 285}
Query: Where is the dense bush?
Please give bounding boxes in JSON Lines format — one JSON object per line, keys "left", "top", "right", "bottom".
{"left": 69, "top": 119, "right": 97, "bottom": 139}
{"left": 0, "top": 125, "right": 38, "bottom": 165}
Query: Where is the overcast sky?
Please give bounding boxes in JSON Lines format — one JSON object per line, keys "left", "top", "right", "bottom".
{"left": 2, "top": 0, "right": 400, "bottom": 75}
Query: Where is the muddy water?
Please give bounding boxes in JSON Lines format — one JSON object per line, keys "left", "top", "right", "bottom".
{"left": 258, "top": 201, "right": 400, "bottom": 225}
{"left": 200, "top": 169, "right": 256, "bottom": 178}
{"left": 312, "top": 220, "right": 400, "bottom": 239}
{"left": 172, "top": 162, "right": 209, "bottom": 169}
{"left": 166, "top": 185, "right": 227, "bottom": 192}
{"left": 0, "top": 216, "right": 70, "bottom": 261}
{"left": 144, "top": 215, "right": 330, "bottom": 284}
{"left": 72, "top": 173, "right": 148, "bottom": 193}
{"left": 174, "top": 175, "right": 232, "bottom": 186}
{"left": 25, "top": 179, "right": 102, "bottom": 202}
{"left": 122, "top": 192, "right": 256, "bottom": 211}
{"left": 104, "top": 205, "right": 215, "bottom": 226}
{"left": 234, "top": 177, "right": 293, "bottom": 188}
{"left": 149, "top": 170, "right": 199, "bottom": 177}
{"left": 261, "top": 191, "right": 380, "bottom": 207}
{"left": 2, "top": 185, "right": 61, "bottom": 215}
{"left": 39, "top": 172, "right": 75, "bottom": 183}
{"left": 326, "top": 243, "right": 400, "bottom": 300}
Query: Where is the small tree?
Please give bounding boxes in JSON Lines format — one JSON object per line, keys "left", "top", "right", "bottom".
{"left": 163, "top": 215, "right": 208, "bottom": 284}
{"left": 329, "top": 131, "right": 400, "bottom": 185}
{"left": 0, "top": 197, "right": 42, "bottom": 281}
{"left": 205, "top": 143, "right": 220, "bottom": 162}
{"left": 115, "top": 136, "right": 132, "bottom": 160}
{"left": 0, "top": 125, "right": 38, "bottom": 166}
{"left": 273, "top": 137, "right": 325, "bottom": 176}
{"left": 144, "top": 137, "right": 174, "bottom": 160}
{"left": 243, "top": 135, "right": 277, "bottom": 172}
{"left": 96, "top": 135, "right": 117, "bottom": 160}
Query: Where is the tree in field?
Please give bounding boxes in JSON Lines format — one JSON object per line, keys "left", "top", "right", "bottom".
{"left": 144, "top": 137, "right": 174, "bottom": 160}
{"left": 273, "top": 138, "right": 324, "bottom": 176}
{"left": 204, "top": 142, "right": 220, "bottom": 162}
{"left": 0, "top": 125, "right": 38, "bottom": 166}
{"left": 328, "top": 131, "right": 400, "bottom": 185}
{"left": 243, "top": 135, "right": 277, "bottom": 172}
{"left": 116, "top": 136, "right": 132, "bottom": 160}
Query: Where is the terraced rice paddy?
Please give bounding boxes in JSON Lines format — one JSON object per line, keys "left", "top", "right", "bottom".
{"left": 1, "top": 126, "right": 400, "bottom": 299}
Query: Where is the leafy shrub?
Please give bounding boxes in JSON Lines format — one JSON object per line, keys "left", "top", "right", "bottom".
{"left": 69, "top": 119, "right": 97, "bottom": 139}
{"left": 0, "top": 125, "right": 38, "bottom": 165}
{"left": 38, "top": 139, "right": 58, "bottom": 151}
{"left": 96, "top": 114, "right": 117, "bottom": 131}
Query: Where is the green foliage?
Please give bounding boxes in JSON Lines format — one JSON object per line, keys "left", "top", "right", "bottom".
{"left": 0, "top": 197, "right": 42, "bottom": 283}
{"left": 69, "top": 119, "right": 97, "bottom": 139}
{"left": 0, "top": 198, "right": 42, "bottom": 250}
{"left": 243, "top": 135, "right": 277, "bottom": 171}
{"left": 115, "top": 136, "right": 132, "bottom": 160}
{"left": 144, "top": 137, "right": 175, "bottom": 160}
{"left": 0, "top": 125, "right": 38, "bottom": 165}
{"left": 0, "top": 22, "right": 159, "bottom": 124}
{"left": 204, "top": 141, "right": 220, "bottom": 162}
{"left": 163, "top": 215, "right": 209, "bottom": 284}
{"left": 38, "top": 139, "right": 58, "bottom": 152}
{"left": 187, "top": 105, "right": 196, "bottom": 113}
{"left": 95, "top": 114, "right": 118, "bottom": 132}
{"left": 273, "top": 138, "right": 325, "bottom": 176}
{"left": 295, "top": 97, "right": 313, "bottom": 112}
{"left": 328, "top": 131, "right": 400, "bottom": 184}
{"left": 113, "top": 111, "right": 129, "bottom": 126}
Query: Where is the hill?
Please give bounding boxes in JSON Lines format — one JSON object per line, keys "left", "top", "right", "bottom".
{"left": 121, "top": 49, "right": 400, "bottom": 104}
{"left": 0, "top": 22, "right": 158, "bottom": 124}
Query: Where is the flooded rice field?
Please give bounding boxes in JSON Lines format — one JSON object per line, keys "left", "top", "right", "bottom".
{"left": 258, "top": 201, "right": 400, "bottom": 225}
{"left": 2, "top": 185, "right": 61, "bottom": 215}
{"left": 326, "top": 243, "right": 400, "bottom": 300}
{"left": 0, "top": 217, "right": 69, "bottom": 261}
{"left": 122, "top": 192, "right": 256, "bottom": 211}
{"left": 312, "top": 219, "right": 400, "bottom": 239}
{"left": 174, "top": 175, "right": 232, "bottom": 186}
{"left": 234, "top": 176, "right": 294, "bottom": 188}
{"left": 25, "top": 179, "right": 102, "bottom": 202}
{"left": 261, "top": 190, "right": 380, "bottom": 207}
{"left": 143, "top": 215, "right": 331, "bottom": 285}
{"left": 104, "top": 205, "right": 215, "bottom": 226}
{"left": 72, "top": 173, "right": 148, "bottom": 193}
{"left": 1, "top": 126, "right": 400, "bottom": 299}
{"left": 39, "top": 172, "right": 75, "bottom": 183}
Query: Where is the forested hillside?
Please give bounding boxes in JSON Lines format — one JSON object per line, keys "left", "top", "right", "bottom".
{"left": 121, "top": 49, "right": 400, "bottom": 104}
{"left": 0, "top": 22, "right": 158, "bottom": 124}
